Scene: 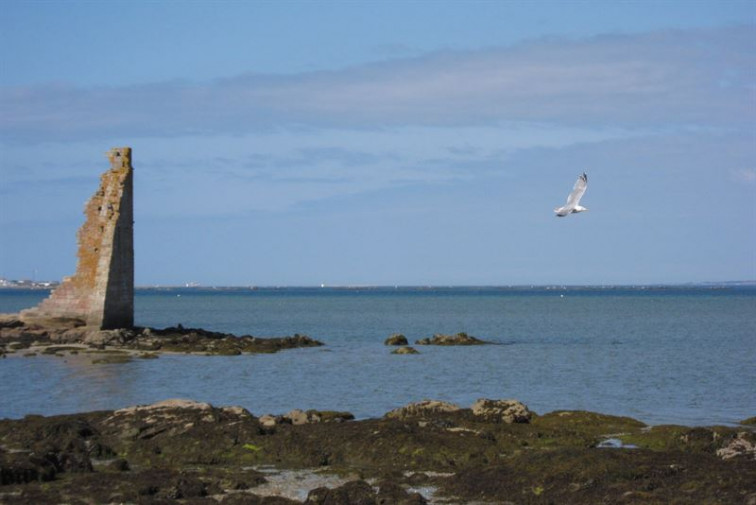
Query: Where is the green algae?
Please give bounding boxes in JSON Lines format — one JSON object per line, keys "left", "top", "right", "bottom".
{"left": 243, "top": 443, "right": 262, "bottom": 452}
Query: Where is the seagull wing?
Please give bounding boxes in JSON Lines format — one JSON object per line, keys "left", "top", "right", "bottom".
{"left": 565, "top": 172, "right": 588, "bottom": 208}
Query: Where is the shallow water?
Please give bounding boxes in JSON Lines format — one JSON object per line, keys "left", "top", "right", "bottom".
{"left": 1, "top": 286, "right": 754, "bottom": 425}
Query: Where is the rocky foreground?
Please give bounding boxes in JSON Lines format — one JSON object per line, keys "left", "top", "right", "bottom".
{"left": 0, "top": 315, "right": 322, "bottom": 357}
{"left": 1, "top": 398, "right": 754, "bottom": 505}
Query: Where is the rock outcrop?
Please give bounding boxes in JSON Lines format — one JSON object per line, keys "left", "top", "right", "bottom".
{"left": 0, "top": 317, "right": 323, "bottom": 356}
{"left": 471, "top": 398, "right": 533, "bottom": 424}
{"left": 384, "top": 399, "right": 461, "bottom": 419}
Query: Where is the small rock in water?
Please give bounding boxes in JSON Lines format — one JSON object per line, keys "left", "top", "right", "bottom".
{"left": 415, "top": 332, "right": 488, "bottom": 345}
{"left": 384, "top": 333, "right": 409, "bottom": 346}
{"left": 392, "top": 346, "right": 419, "bottom": 354}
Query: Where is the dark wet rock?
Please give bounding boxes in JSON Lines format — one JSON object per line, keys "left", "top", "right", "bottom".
{"left": 384, "top": 334, "right": 408, "bottom": 346}
{"left": 155, "top": 473, "right": 208, "bottom": 499}
{"left": 384, "top": 400, "right": 461, "bottom": 419}
{"left": 105, "top": 458, "right": 130, "bottom": 471}
{"left": 1, "top": 399, "right": 754, "bottom": 504}
{"left": 414, "top": 332, "right": 487, "bottom": 345}
{"left": 441, "top": 448, "right": 756, "bottom": 505}
{"left": 222, "top": 495, "right": 301, "bottom": 505}
{"left": 0, "top": 451, "right": 57, "bottom": 484}
{"left": 304, "top": 478, "right": 427, "bottom": 505}
{"left": 305, "top": 479, "right": 376, "bottom": 504}
{"left": 221, "top": 495, "right": 301, "bottom": 505}
{"left": 376, "top": 480, "right": 428, "bottom": 504}
{"left": 391, "top": 346, "right": 419, "bottom": 355}
{"left": 471, "top": 398, "right": 532, "bottom": 424}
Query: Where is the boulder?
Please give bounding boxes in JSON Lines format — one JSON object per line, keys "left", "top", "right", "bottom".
{"left": 385, "top": 400, "right": 461, "bottom": 420}
{"left": 259, "top": 414, "right": 285, "bottom": 428}
{"left": 384, "top": 334, "right": 409, "bottom": 346}
{"left": 392, "top": 346, "right": 419, "bottom": 355}
{"left": 471, "top": 399, "right": 532, "bottom": 424}
{"left": 286, "top": 409, "right": 311, "bottom": 425}
{"left": 415, "top": 332, "right": 487, "bottom": 345}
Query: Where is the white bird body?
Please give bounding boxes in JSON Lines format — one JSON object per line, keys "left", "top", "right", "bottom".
{"left": 554, "top": 173, "right": 588, "bottom": 217}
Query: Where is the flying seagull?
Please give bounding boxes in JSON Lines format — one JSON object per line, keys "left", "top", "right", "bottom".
{"left": 554, "top": 172, "right": 588, "bottom": 217}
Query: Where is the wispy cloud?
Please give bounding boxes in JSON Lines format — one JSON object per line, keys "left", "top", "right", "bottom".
{"left": 1, "top": 27, "right": 752, "bottom": 143}
{"left": 731, "top": 168, "right": 756, "bottom": 184}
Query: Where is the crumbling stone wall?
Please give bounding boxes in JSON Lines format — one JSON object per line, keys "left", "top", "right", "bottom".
{"left": 21, "top": 148, "right": 134, "bottom": 329}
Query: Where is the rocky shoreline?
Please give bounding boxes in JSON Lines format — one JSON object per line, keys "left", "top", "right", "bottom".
{"left": 0, "top": 314, "right": 323, "bottom": 358}
{"left": 1, "top": 397, "right": 754, "bottom": 504}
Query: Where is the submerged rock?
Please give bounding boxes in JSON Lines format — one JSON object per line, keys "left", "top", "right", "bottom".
{"left": 391, "top": 346, "right": 419, "bottom": 355}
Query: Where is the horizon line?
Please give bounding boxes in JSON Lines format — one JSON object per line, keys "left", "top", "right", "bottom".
{"left": 132, "top": 281, "right": 756, "bottom": 289}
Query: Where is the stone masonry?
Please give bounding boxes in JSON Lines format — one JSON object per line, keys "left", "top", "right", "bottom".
{"left": 21, "top": 148, "right": 134, "bottom": 330}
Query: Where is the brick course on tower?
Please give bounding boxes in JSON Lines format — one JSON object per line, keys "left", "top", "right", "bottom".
{"left": 21, "top": 148, "right": 134, "bottom": 330}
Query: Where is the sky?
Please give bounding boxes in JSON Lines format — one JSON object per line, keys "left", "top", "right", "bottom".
{"left": 0, "top": 0, "right": 754, "bottom": 286}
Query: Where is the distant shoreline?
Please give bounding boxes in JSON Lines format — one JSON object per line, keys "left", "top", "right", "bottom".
{"left": 2, "top": 281, "right": 754, "bottom": 292}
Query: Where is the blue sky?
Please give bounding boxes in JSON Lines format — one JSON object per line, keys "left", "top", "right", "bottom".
{"left": 1, "top": 0, "right": 754, "bottom": 286}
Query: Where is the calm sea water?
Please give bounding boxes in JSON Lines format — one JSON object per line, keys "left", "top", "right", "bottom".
{"left": 1, "top": 286, "right": 754, "bottom": 426}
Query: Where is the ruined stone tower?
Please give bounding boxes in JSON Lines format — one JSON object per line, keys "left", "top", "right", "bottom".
{"left": 21, "top": 148, "right": 134, "bottom": 329}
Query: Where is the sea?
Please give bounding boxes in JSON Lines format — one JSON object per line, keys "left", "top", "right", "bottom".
{"left": 1, "top": 286, "right": 754, "bottom": 426}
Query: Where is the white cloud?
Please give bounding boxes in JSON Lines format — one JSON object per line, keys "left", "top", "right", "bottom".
{"left": 1, "top": 27, "right": 753, "bottom": 143}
